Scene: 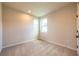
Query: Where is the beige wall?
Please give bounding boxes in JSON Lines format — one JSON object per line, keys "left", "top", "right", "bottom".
{"left": 77, "top": 3, "right": 79, "bottom": 55}
{"left": 40, "top": 3, "right": 77, "bottom": 50}
{"left": 0, "top": 3, "right": 2, "bottom": 52}
{"left": 77, "top": 3, "right": 79, "bottom": 31}
{"left": 2, "top": 6, "right": 38, "bottom": 48}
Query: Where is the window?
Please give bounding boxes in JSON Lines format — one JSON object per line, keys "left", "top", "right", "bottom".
{"left": 40, "top": 18, "right": 47, "bottom": 32}
{"left": 33, "top": 18, "right": 38, "bottom": 36}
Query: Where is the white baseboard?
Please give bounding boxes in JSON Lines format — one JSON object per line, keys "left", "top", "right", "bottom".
{"left": 3, "top": 38, "right": 77, "bottom": 51}
{"left": 40, "top": 39, "right": 77, "bottom": 51}
{"left": 3, "top": 39, "right": 35, "bottom": 48}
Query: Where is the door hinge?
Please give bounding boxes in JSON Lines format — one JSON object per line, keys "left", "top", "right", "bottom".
{"left": 77, "top": 45, "right": 78, "bottom": 48}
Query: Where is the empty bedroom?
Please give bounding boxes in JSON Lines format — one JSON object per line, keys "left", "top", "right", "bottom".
{"left": 0, "top": 2, "right": 78, "bottom": 56}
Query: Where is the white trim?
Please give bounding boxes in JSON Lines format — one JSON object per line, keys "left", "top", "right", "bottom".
{"left": 3, "top": 39, "right": 35, "bottom": 48}
{"left": 40, "top": 39, "right": 77, "bottom": 51}
{"left": 3, "top": 38, "right": 77, "bottom": 51}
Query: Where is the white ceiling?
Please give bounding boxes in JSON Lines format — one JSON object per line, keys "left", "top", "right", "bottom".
{"left": 3, "top": 2, "right": 71, "bottom": 17}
